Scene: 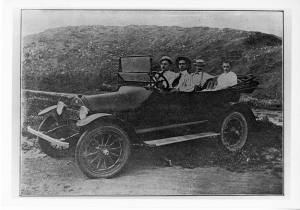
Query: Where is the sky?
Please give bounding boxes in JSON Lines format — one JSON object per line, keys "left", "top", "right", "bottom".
{"left": 22, "top": 10, "right": 283, "bottom": 37}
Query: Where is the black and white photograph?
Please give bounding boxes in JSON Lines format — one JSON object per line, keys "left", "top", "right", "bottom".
{"left": 20, "top": 9, "right": 284, "bottom": 196}
{"left": 2, "top": 0, "right": 300, "bottom": 209}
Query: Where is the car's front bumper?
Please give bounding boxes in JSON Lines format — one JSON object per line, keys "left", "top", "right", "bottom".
{"left": 27, "top": 126, "right": 70, "bottom": 148}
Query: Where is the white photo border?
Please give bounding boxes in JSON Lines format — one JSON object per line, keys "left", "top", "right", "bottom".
{"left": 2, "top": 0, "right": 300, "bottom": 209}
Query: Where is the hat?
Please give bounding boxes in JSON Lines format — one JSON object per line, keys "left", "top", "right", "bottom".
{"left": 193, "top": 59, "right": 206, "bottom": 66}
{"left": 194, "top": 59, "right": 205, "bottom": 64}
{"left": 175, "top": 56, "right": 191, "bottom": 66}
{"left": 159, "top": 56, "right": 173, "bottom": 64}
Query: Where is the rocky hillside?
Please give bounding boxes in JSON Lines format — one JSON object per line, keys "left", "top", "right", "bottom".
{"left": 22, "top": 25, "right": 282, "bottom": 100}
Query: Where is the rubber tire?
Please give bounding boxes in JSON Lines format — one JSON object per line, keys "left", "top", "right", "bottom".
{"left": 75, "top": 125, "right": 131, "bottom": 179}
{"left": 219, "top": 111, "right": 248, "bottom": 152}
{"left": 38, "top": 115, "right": 75, "bottom": 158}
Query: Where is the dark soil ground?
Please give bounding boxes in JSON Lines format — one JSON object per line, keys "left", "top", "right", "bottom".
{"left": 21, "top": 123, "right": 283, "bottom": 195}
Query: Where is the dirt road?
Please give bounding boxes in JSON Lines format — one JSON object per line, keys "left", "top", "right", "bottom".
{"left": 21, "top": 147, "right": 282, "bottom": 196}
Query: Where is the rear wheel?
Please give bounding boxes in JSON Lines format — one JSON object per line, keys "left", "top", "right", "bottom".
{"left": 219, "top": 111, "right": 248, "bottom": 152}
{"left": 38, "top": 115, "right": 75, "bottom": 158}
{"left": 75, "top": 125, "right": 131, "bottom": 179}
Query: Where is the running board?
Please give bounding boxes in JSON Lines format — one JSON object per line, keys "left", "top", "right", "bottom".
{"left": 135, "top": 120, "right": 208, "bottom": 134}
{"left": 144, "top": 132, "right": 220, "bottom": 147}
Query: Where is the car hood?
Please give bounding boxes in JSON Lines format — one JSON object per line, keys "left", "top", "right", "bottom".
{"left": 82, "top": 86, "right": 152, "bottom": 113}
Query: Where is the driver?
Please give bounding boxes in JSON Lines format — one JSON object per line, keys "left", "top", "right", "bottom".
{"left": 156, "top": 56, "right": 179, "bottom": 88}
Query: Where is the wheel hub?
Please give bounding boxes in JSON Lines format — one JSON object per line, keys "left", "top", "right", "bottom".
{"left": 95, "top": 146, "right": 110, "bottom": 155}
{"left": 230, "top": 127, "right": 240, "bottom": 135}
{"left": 102, "top": 148, "right": 109, "bottom": 155}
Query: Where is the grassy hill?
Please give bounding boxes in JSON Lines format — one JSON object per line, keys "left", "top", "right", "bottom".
{"left": 22, "top": 25, "right": 282, "bottom": 101}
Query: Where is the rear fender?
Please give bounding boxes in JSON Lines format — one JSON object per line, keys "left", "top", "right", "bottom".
{"left": 227, "top": 103, "right": 256, "bottom": 130}
{"left": 38, "top": 105, "right": 57, "bottom": 116}
{"left": 209, "top": 103, "right": 256, "bottom": 132}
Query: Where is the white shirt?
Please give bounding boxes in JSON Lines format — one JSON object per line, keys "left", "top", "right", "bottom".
{"left": 161, "top": 70, "right": 179, "bottom": 86}
{"left": 174, "top": 70, "right": 194, "bottom": 92}
{"left": 214, "top": 71, "right": 237, "bottom": 90}
{"left": 191, "top": 72, "right": 214, "bottom": 87}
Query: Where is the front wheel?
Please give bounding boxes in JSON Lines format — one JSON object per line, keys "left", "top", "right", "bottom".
{"left": 75, "top": 125, "right": 131, "bottom": 179}
{"left": 219, "top": 111, "right": 248, "bottom": 152}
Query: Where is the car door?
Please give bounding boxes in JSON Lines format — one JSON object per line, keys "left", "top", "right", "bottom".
{"left": 133, "top": 90, "right": 203, "bottom": 127}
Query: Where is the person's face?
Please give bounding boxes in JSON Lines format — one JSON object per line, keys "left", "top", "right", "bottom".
{"left": 178, "top": 60, "right": 187, "bottom": 71}
{"left": 160, "top": 60, "right": 171, "bottom": 71}
{"left": 195, "top": 63, "right": 205, "bottom": 73}
{"left": 222, "top": 63, "right": 231, "bottom": 73}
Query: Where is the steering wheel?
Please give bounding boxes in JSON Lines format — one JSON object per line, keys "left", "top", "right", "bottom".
{"left": 150, "top": 72, "right": 170, "bottom": 90}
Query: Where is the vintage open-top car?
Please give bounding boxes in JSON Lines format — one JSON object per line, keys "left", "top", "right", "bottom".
{"left": 27, "top": 55, "right": 259, "bottom": 179}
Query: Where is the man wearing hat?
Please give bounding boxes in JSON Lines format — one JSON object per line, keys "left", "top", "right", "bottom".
{"left": 156, "top": 56, "right": 179, "bottom": 88}
{"left": 191, "top": 58, "right": 214, "bottom": 88}
{"left": 172, "top": 56, "right": 194, "bottom": 92}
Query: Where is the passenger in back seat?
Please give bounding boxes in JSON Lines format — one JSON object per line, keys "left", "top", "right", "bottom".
{"left": 214, "top": 61, "right": 237, "bottom": 90}
{"left": 191, "top": 58, "right": 215, "bottom": 89}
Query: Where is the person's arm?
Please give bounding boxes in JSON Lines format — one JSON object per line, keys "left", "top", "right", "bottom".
{"left": 190, "top": 73, "right": 199, "bottom": 86}
{"left": 229, "top": 72, "right": 237, "bottom": 86}
{"left": 179, "top": 86, "right": 195, "bottom": 92}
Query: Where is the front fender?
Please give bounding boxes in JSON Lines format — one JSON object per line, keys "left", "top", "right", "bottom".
{"left": 76, "top": 113, "right": 112, "bottom": 127}
{"left": 77, "top": 113, "right": 144, "bottom": 145}
{"left": 38, "top": 105, "right": 57, "bottom": 116}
